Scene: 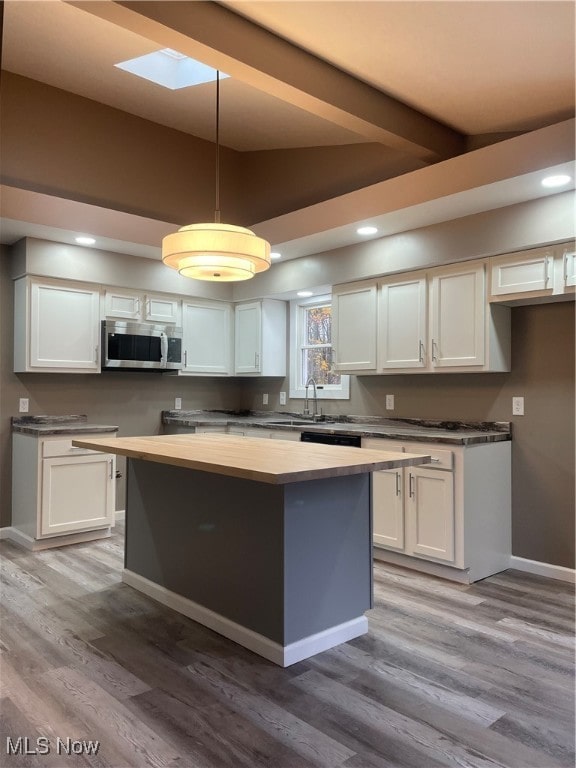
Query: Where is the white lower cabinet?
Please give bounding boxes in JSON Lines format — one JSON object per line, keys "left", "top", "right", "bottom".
{"left": 11, "top": 433, "right": 117, "bottom": 549}
{"left": 406, "top": 465, "right": 454, "bottom": 562}
{"left": 372, "top": 465, "right": 405, "bottom": 550}
{"left": 364, "top": 437, "right": 511, "bottom": 582}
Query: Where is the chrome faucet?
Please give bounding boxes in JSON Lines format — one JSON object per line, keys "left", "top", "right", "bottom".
{"left": 303, "top": 376, "right": 318, "bottom": 419}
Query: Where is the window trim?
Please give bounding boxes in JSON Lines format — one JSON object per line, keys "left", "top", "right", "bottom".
{"left": 289, "top": 294, "right": 350, "bottom": 400}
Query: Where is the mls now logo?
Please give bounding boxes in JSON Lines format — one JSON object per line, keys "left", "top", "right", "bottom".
{"left": 6, "top": 737, "right": 100, "bottom": 756}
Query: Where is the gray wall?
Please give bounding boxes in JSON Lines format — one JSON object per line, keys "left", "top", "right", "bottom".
{"left": 0, "top": 247, "right": 244, "bottom": 525}
{"left": 241, "top": 303, "right": 575, "bottom": 569}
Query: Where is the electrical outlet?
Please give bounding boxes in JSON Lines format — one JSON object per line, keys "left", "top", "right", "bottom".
{"left": 262, "top": 393, "right": 269, "bottom": 405}
{"left": 385, "top": 394, "right": 395, "bottom": 410}
{"left": 512, "top": 396, "right": 524, "bottom": 416}
{"left": 19, "top": 398, "right": 29, "bottom": 413}
{"left": 174, "top": 397, "right": 182, "bottom": 410}
{"left": 279, "top": 391, "right": 287, "bottom": 406}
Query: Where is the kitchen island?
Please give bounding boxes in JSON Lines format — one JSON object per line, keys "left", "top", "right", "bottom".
{"left": 73, "top": 433, "right": 429, "bottom": 666}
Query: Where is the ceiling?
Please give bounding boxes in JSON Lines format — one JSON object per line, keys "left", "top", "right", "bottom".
{"left": 1, "top": 0, "right": 575, "bottom": 262}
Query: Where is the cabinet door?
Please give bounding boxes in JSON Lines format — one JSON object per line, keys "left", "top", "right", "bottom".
{"left": 562, "top": 246, "right": 576, "bottom": 289}
{"left": 235, "top": 303, "right": 261, "bottom": 374}
{"left": 104, "top": 291, "right": 141, "bottom": 319}
{"left": 379, "top": 275, "right": 427, "bottom": 369}
{"left": 490, "top": 249, "right": 553, "bottom": 296}
{"left": 182, "top": 301, "right": 232, "bottom": 374}
{"left": 269, "top": 430, "right": 301, "bottom": 441}
{"left": 332, "top": 281, "right": 377, "bottom": 371}
{"left": 30, "top": 283, "right": 100, "bottom": 370}
{"left": 430, "top": 264, "right": 485, "bottom": 367}
{"left": 372, "top": 468, "right": 405, "bottom": 550}
{"left": 145, "top": 295, "right": 180, "bottom": 324}
{"left": 406, "top": 467, "right": 454, "bottom": 562}
{"left": 40, "top": 454, "right": 115, "bottom": 536}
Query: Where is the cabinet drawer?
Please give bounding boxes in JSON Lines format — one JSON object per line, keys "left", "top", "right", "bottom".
{"left": 362, "top": 438, "right": 404, "bottom": 453}
{"left": 403, "top": 442, "right": 453, "bottom": 470}
{"left": 42, "top": 438, "right": 101, "bottom": 458}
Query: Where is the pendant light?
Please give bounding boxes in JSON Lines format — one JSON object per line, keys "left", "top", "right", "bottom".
{"left": 162, "top": 71, "right": 271, "bottom": 281}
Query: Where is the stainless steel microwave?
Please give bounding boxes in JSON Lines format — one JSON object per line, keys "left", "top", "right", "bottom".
{"left": 101, "top": 320, "right": 183, "bottom": 371}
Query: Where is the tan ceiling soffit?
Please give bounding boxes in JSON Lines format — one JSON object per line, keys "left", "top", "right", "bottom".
{"left": 252, "top": 119, "right": 576, "bottom": 246}
{"left": 68, "top": 0, "right": 465, "bottom": 162}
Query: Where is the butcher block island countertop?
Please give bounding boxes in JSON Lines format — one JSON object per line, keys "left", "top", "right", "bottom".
{"left": 72, "top": 433, "right": 430, "bottom": 484}
{"left": 72, "top": 433, "right": 431, "bottom": 667}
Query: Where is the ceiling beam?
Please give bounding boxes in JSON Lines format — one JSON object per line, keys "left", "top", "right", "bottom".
{"left": 70, "top": 0, "right": 466, "bottom": 162}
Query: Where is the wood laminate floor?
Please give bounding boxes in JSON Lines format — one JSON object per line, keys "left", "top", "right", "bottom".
{"left": 0, "top": 521, "right": 574, "bottom": 768}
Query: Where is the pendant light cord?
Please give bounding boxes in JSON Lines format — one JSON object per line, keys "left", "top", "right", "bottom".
{"left": 214, "top": 70, "right": 221, "bottom": 224}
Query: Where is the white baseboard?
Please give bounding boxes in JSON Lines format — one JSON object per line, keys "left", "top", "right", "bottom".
{"left": 0, "top": 526, "right": 112, "bottom": 551}
{"left": 115, "top": 510, "right": 125, "bottom": 521}
{"left": 122, "top": 569, "right": 368, "bottom": 667}
{"left": 509, "top": 556, "right": 575, "bottom": 584}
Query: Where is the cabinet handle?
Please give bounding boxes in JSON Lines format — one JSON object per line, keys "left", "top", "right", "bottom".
{"left": 94, "top": 346, "right": 98, "bottom": 363}
{"left": 255, "top": 352, "right": 260, "bottom": 368}
{"left": 395, "top": 471, "right": 401, "bottom": 496}
{"left": 409, "top": 473, "right": 415, "bottom": 498}
{"left": 418, "top": 340, "right": 424, "bottom": 363}
{"left": 430, "top": 457, "right": 441, "bottom": 463}
{"left": 545, "top": 257, "right": 550, "bottom": 287}
{"left": 431, "top": 339, "right": 438, "bottom": 362}
{"left": 136, "top": 297, "right": 141, "bottom": 315}
{"left": 109, "top": 459, "right": 114, "bottom": 480}
{"left": 184, "top": 350, "right": 188, "bottom": 367}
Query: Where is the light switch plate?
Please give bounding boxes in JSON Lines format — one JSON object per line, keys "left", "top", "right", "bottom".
{"left": 279, "top": 392, "right": 287, "bottom": 406}
{"left": 262, "top": 393, "right": 269, "bottom": 405}
{"left": 19, "top": 398, "right": 29, "bottom": 413}
{"left": 174, "top": 397, "right": 182, "bottom": 410}
{"left": 385, "top": 394, "right": 395, "bottom": 410}
{"left": 512, "top": 396, "right": 524, "bottom": 416}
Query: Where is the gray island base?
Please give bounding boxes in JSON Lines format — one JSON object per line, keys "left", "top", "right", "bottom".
{"left": 72, "top": 434, "right": 430, "bottom": 666}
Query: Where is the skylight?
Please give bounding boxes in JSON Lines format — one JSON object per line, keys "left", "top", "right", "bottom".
{"left": 115, "top": 49, "right": 229, "bottom": 90}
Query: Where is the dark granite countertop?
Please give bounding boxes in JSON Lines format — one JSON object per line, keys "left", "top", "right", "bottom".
{"left": 162, "top": 410, "right": 511, "bottom": 445}
{"left": 12, "top": 415, "right": 119, "bottom": 436}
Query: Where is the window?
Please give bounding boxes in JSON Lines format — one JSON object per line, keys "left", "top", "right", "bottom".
{"left": 289, "top": 295, "right": 350, "bottom": 400}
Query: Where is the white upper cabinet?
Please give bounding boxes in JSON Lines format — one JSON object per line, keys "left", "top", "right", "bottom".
{"left": 181, "top": 300, "right": 232, "bottom": 375}
{"left": 104, "top": 289, "right": 180, "bottom": 324}
{"left": 366, "top": 260, "right": 509, "bottom": 374}
{"left": 332, "top": 280, "right": 377, "bottom": 371}
{"left": 430, "top": 262, "right": 486, "bottom": 368}
{"left": 489, "top": 247, "right": 554, "bottom": 298}
{"left": 378, "top": 273, "right": 427, "bottom": 370}
{"left": 559, "top": 243, "right": 576, "bottom": 291}
{"left": 234, "top": 300, "right": 286, "bottom": 376}
{"left": 489, "top": 242, "right": 575, "bottom": 302}
{"left": 14, "top": 278, "right": 101, "bottom": 373}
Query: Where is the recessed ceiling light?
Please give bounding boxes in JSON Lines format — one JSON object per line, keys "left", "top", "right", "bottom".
{"left": 357, "top": 226, "right": 378, "bottom": 236}
{"left": 115, "top": 50, "right": 229, "bottom": 91}
{"left": 297, "top": 291, "right": 314, "bottom": 298}
{"left": 270, "top": 252, "right": 282, "bottom": 260}
{"left": 541, "top": 174, "right": 571, "bottom": 188}
{"left": 75, "top": 236, "right": 96, "bottom": 246}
